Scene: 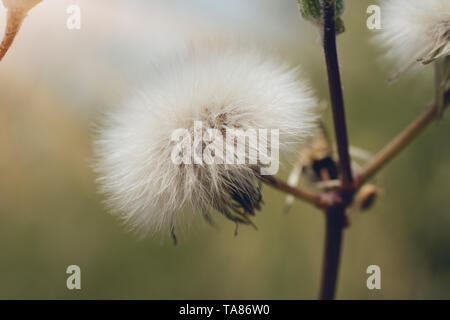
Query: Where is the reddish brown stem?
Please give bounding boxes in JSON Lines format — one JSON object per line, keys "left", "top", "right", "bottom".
{"left": 319, "top": 206, "right": 345, "bottom": 300}
{"left": 322, "top": 0, "right": 353, "bottom": 191}
{"left": 319, "top": 0, "right": 352, "bottom": 300}
{"left": 259, "top": 175, "right": 322, "bottom": 208}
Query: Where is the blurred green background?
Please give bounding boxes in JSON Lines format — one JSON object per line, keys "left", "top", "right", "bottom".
{"left": 0, "top": 0, "right": 449, "bottom": 299}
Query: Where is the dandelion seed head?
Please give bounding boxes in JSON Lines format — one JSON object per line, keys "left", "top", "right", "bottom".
{"left": 379, "top": 0, "right": 450, "bottom": 68}
{"left": 94, "top": 42, "right": 318, "bottom": 236}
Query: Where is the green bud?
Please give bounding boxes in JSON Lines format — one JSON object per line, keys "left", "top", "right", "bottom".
{"left": 336, "top": 0, "right": 345, "bottom": 17}
{"left": 297, "top": 0, "right": 322, "bottom": 21}
{"left": 335, "top": 17, "right": 345, "bottom": 35}
{"left": 297, "top": 0, "right": 346, "bottom": 35}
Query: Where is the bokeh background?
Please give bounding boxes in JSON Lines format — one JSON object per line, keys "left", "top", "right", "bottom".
{"left": 0, "top": 0, "right": 449, "bottom": 299}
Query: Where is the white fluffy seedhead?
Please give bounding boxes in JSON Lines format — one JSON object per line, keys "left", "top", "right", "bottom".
{"left": 378, "top": 0, "right": 450, "bottom": 70}
{"left": 94, "top": 42, "right": 318, "bottom": 237}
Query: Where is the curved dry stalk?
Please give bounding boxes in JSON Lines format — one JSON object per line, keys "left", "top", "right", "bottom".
{"left": 0, "top": 0, "right": 42, "bottom": 61}
{"left": 0, "top": 9, "right": 26, "bottom": 60}
{"left": 355, "top": 101, "right": 448, "bottom": 190}
{"left": 259, "top": 174, "right": 323, "bottom": 208}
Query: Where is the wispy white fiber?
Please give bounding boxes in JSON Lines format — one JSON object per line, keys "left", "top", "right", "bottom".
{"left": 94, "top": 42, "right": 318, "bottom": 235}
{"left": 379, "top": 0, "right": 450, "bottom": 69}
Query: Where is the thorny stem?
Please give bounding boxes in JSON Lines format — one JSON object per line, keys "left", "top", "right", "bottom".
{"left": 319, "top": 0, "right": 353, "bottom": 300}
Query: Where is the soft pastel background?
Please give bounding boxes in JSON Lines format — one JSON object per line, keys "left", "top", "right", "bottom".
{"left": 0, "top": 0, "right": 449, "bottom": 299}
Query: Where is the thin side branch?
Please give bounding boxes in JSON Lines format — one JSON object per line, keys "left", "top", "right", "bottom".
{"left": 355, "top": 90, "right": 450, "bottom": 189}
{"left": 259, "top": 175, "right": 322, "bottom": 208}
{"left": 355, "top": 103, "right": 436, "bottom": 188}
